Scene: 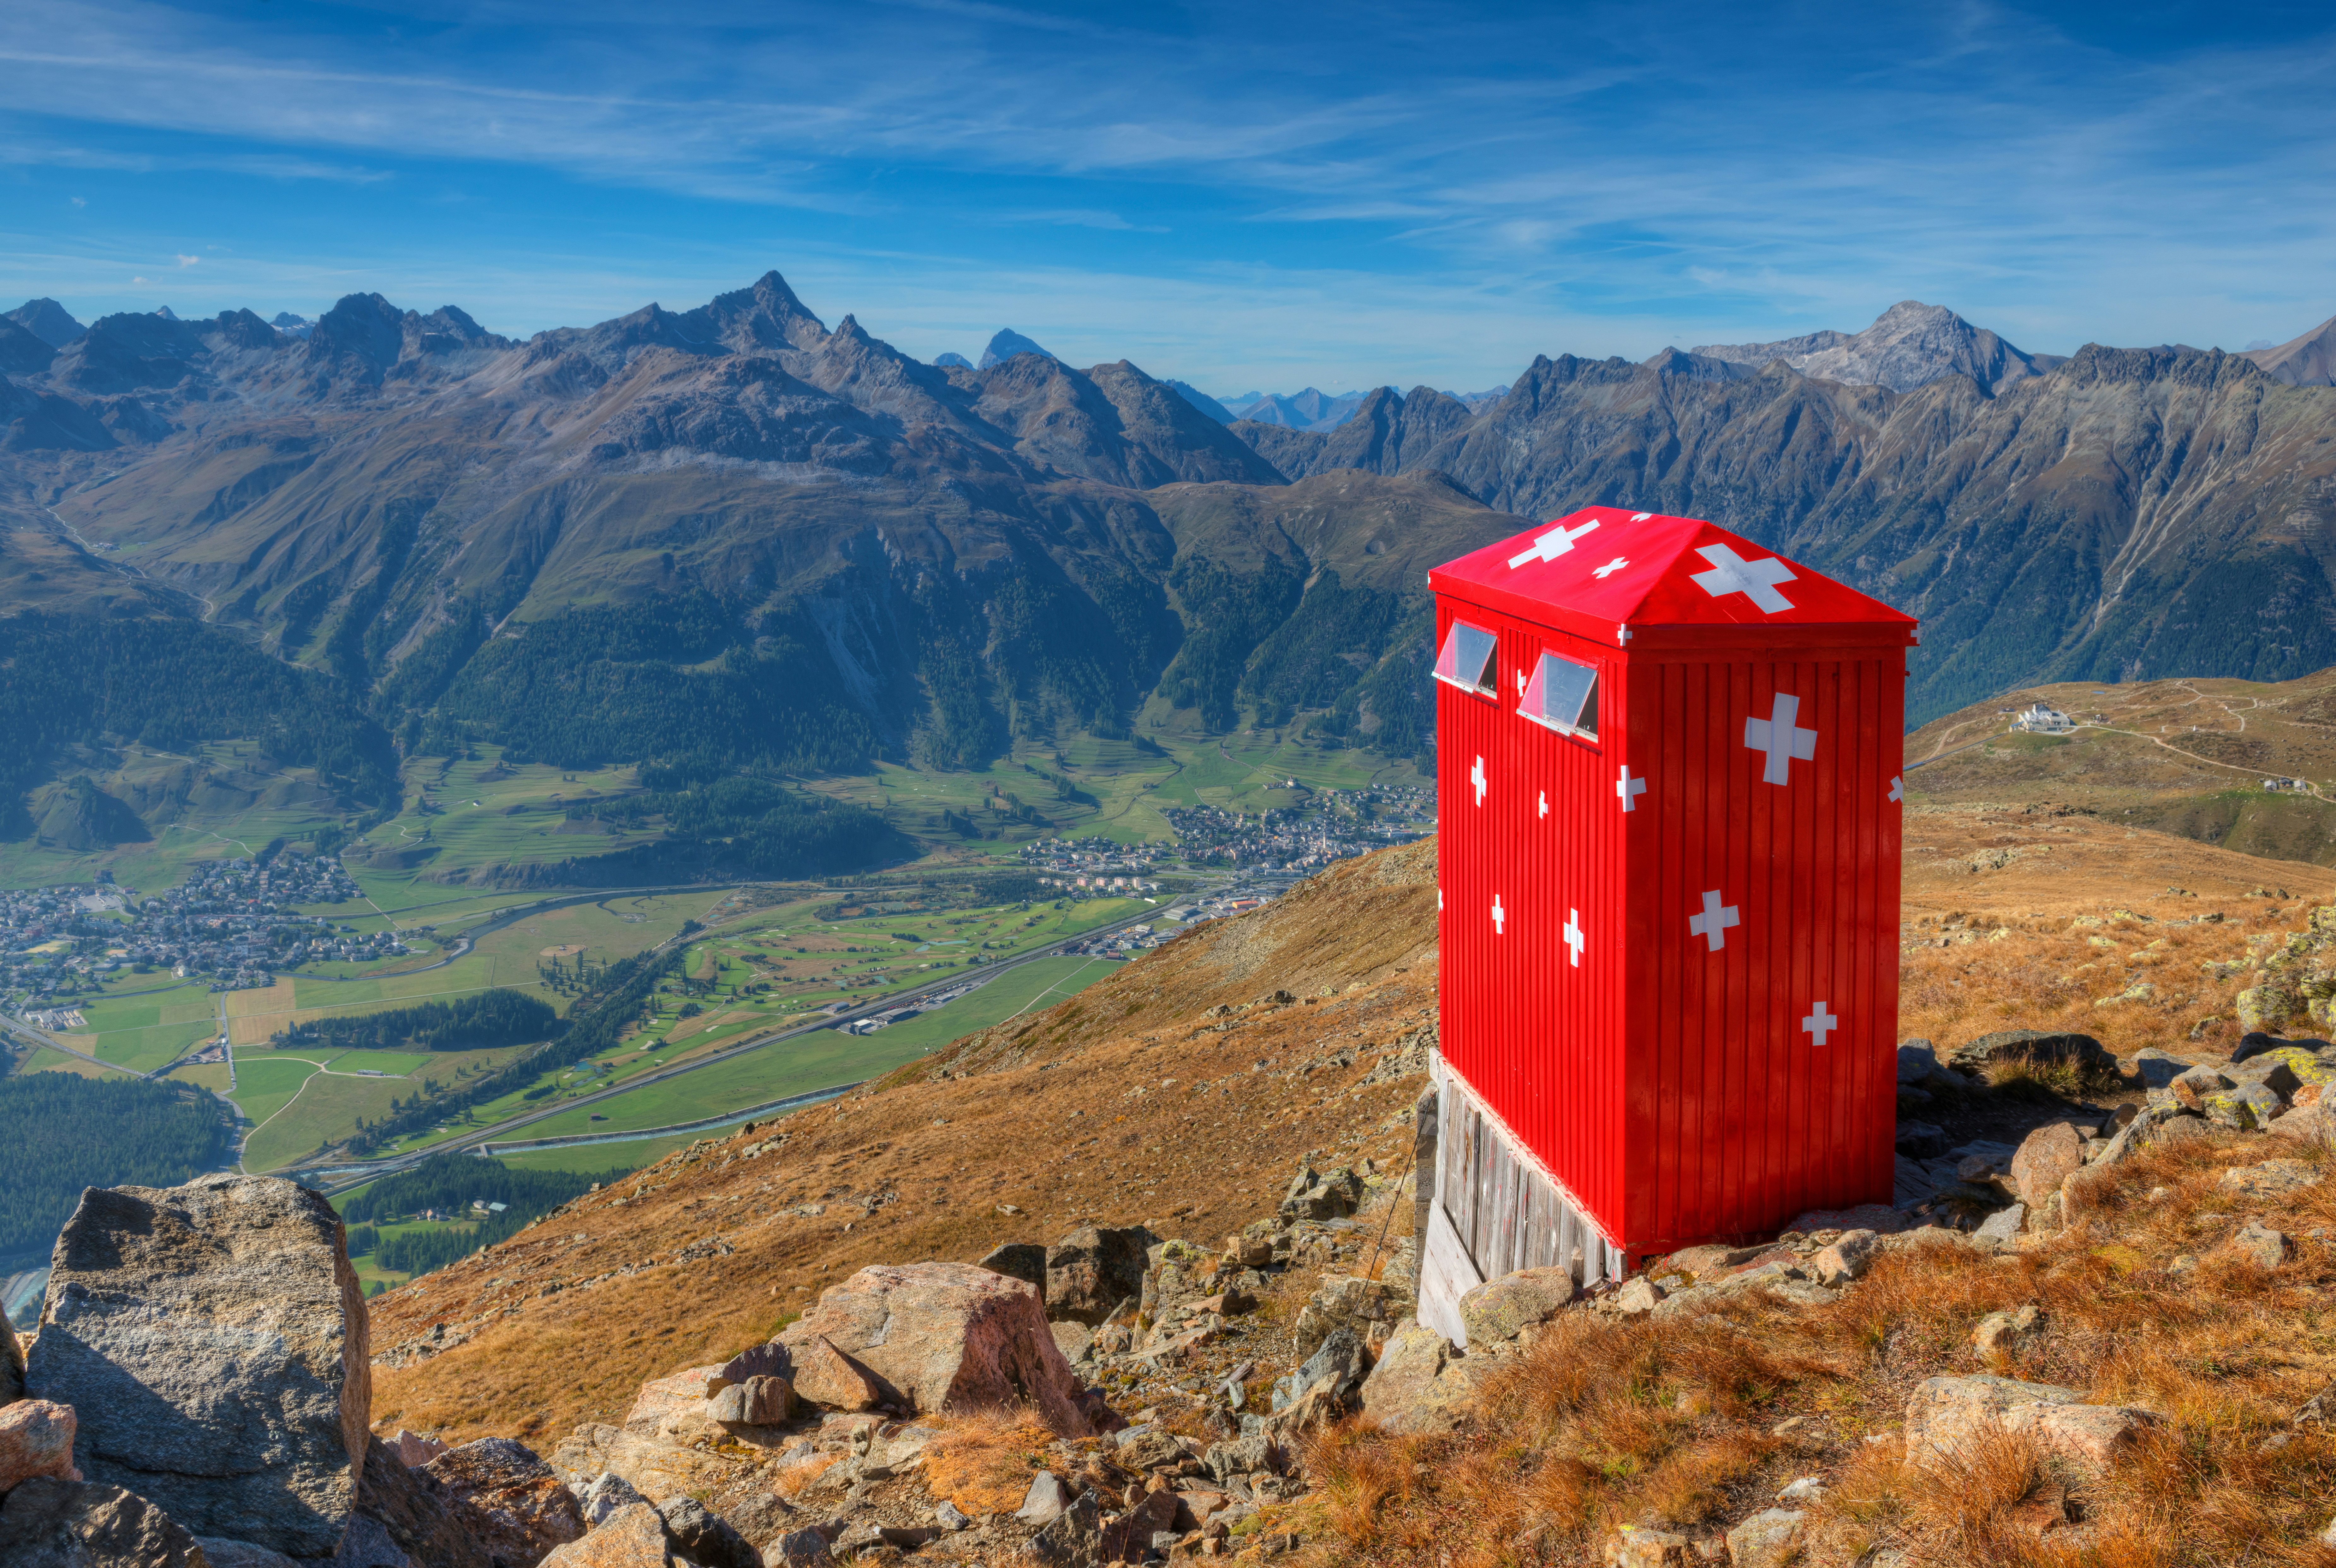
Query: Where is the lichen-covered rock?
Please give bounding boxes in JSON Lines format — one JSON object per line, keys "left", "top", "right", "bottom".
{"left": 0, "top": 1477, "right": 206, "bottom": 1568}
{"left": 778, "top": 1264, "right": 1091, "bottom": 1433}
{"left": 2204, "top": 1082, "right": 2284, "bottom": 1130}
{"left": 0, "top": 1399, "right": 77, "bottom": 1493}
{"left": 1905, "top": 1374, "right": 2156, "bottom": 1472}
{"left": 1725, "top": 1508, "right": 1804, "bottom": 1568}
{"left": 1291, "top": 1276, "right": 1402, "bottom": 1359}
{"left": 23, "top": 1176, "right": 367, "bottom": 1560}
{"left": 2219, "top": 1159, "right": 2321, "bottom": 1200}
{"left": 1357, "top": 1322, "right": 1486, "bottom": 1435}
{"left": 1457, "top": 1268, "right": 1575, "bottom": 1344}
{"left": 1043, "top": 1227, "right": 1156, "bottom": 1326}
{"left": 2010, "top": 1123, "right": 2085, "bottom": 1208}
{"left": 536, "top": 1503, "right": 673, "bottom": 1568}
{"left": 422, "top": 1438, "right": 585, "bottom": 1568}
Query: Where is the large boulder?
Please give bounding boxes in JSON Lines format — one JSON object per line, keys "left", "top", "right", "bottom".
{"left": 1356, "top": 1322, "right": 1485, "bottom": 1435}
{"left": 975, "top": 1244, "right": 1048, "bottom": 1300}
{"left": 779, "top": 1264, "right": 1091, "bottom": 1434}
{"left": 421, "top": 1439, "right": 585, "bottom": 1568}
{"left": 782, "top": 1337, "right": 883, "bottom": 1413}
{"left": 1457, "top": 1268, "right": 1575, "bottom": 1345}
{"left": 1043, "top": 1227, "right": 1155, "bottom": 1326}
{"left": 1904, "top": 1374, "right": 2156, "bottom": 1473}
{"left": 0, "top": 1478, "right": 207, "bottom": 1568}
{"left": 1948, "top": 1030, "right": 2112, "bottom": 1076}
{"left": 1292, "top": 1277, "right": 1401, "bottom": 1360}
{"left": 654, "top": 1497, "right": 757, "bottom": 1568}
{"left": 546, "top": 1426, "right": 751, "bottom": 1510}
{"left": 621, "top": 1367, "right": 725, "bottom": 1444}
{"left": 23, "top": 1176, "right": 368, "bottom": 1560}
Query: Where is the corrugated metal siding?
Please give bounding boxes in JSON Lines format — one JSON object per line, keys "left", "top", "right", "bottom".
{"left": 1438, "top": 597, "right": 1903, "bottom": 1260}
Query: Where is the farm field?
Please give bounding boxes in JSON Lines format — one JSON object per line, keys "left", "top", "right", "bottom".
{"left": 51, "top": 981, "right": 219, "bottom": 1074}
{"left": 348, "top": 749, "right": 653, "bottom": 880}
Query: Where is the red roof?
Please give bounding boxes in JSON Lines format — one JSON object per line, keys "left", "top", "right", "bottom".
{"left": 1429, "top": 507, "right": 1916, "bottom": 649}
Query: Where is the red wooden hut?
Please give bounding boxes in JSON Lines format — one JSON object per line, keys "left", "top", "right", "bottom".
{"left": 1419, "top": 506, "right": 1916, "bottom": 1340}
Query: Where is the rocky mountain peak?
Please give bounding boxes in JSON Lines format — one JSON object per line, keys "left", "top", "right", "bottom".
{"left": 1690, "top": 299, "right": 2052, "bottom": 394}
{"left": 2241, "top": 313, "right": 2336, "bottom": 387}
{"left": 4, "top": 297, "right": 86, "bottom": 349}
{"left": 979, "top": 328, "right": 1054, "bottom": 369}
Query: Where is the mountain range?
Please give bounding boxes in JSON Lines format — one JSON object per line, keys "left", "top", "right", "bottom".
{"left": 10, "top": 276, "right": 2336, "bottom": 854}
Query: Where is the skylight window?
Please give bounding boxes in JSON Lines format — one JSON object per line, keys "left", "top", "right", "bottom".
{"left": 1519, "top": 651, "right": 1599, "bottom": 739}
{"left": 1433, "top": 620, "right": 1499, "bottom": 697}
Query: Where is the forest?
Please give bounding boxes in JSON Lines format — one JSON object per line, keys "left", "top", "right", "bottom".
{"left": 0, "top": 612, "right": 398, "bottom": 836}
{"left": 0, "top": 1074, "right": 236, "bottom": 1265}
{"left": 565, "top": 774, "right": 903, "bottom": 878}
{"left": 339, "top": 1152, "right": 631, "bottom": 1280}
{"left": 269, "top": 989, "right": 559, "bottom": 1053}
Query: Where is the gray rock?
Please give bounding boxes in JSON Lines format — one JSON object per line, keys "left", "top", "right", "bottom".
{"left": 1270, "top": 1328, "right": 1367, "bottom": 1412}
{"left": 765, "top": 1528, "right": 834, "bottom": 1566}
{"left": 348, "top": 1435, "right": 494, "bottom": 1568}
{"left": 2171, "top": 1065, "right": 2237, "bottom": 1108}
{"left": 1894, "top": 1121, "right": 1948, "bottom": 1159}
{"left": 1017, "top": 1471, "right": 1074, "bottom": 1527}
{"left": 1969, "top": 1204, "right": 2028, "bottom": 1254}
{"left": 0, "top": 1399, "right": 76, "bottom": 1493}
{"left": 2130, "top": 1048, "right": 2194, "bottom": 1089}
{"left": 933, "top": 1500, "right": 970, "bottom": 1532}
{"left": 1905, "top": 1374, "right": 2156, "bottom": 1472}
{"left": 976, "top": 1243, "right": 1048, "bottom": 1299}
{"left": 1, "top": 1317, "right": 22, "bottom": 1408}
{"left": 657, "top": 1496, "right": 758, "bottom": 1568}
{"left": 1973, "top": 1304, "right": 2043, "bottom": 1357}
{"left": 1809, "top": 1230, "right": 1879, "bottom": 1286}
{"left": 2230, "top": 1057, "right": 2304, "bottom": 1098}
{"left": 716, "top": 1341, "right": 791, "bottom": 1385}
{"left": 0, "top": 1477, "right": 206, "bottom": 1568}
{"left": 2227, "top": 1220, "right": 2289, "bottom": 1270}
{"left": 2205, "top": 1082, "right": 2285, "bottom": 1129}
{"left": 1896, "top": 1040, "right": 1937, "bottom": 1083}
{"left": 1277, "top": 1165, "right": 1364, "bottom": 1222}
{"left": 1458, "top": 1267, "right": 1575, "bottom": 1343}
{"left": 1355, "top": 1322, "right": 1483, "bottom": 1435}
{"left": 2011, "top": 1123, "right": 2085, "bottom": 1208}
{"left": 198, "top": 1538, "right": 303, "bottom": 1568}
{"left": 1290, "top": 1276, "right": 1399, "bottom": 1360}
{"left": 1726, "top": 1508, "right": 1804, "bottom": 1568}
{"left": 327, "top": 1513, "right": 409, "bottom": 1568}
{"left": 705, "top": 1375, "right": 790, "bottom": 1425}
{"left": 1026, "top": 1489, "right": 1102, "bottom": 1568}
{"left": 1950, "top": 1029, "right": 2112, "bottom": 1075}
{"left": 1043, "top": 1227, "right": 1157, "bottom": 1326}
{"left": 24, "top": 1176, "right": 367, "bottom": 1560}
{"left": 581, "top": 1472, "right": 646, "bottom": 1527}
{"left": 1201, "top": 1434, "right": 1279, "bottom": 1482}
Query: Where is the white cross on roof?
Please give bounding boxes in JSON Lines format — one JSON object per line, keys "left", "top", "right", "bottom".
{"left": 1491, "top": 895, "right": 1505, "bottom": 935}
{"left": 1802, "top": 1001, "right": 1839, "bottom": 1047}
{"left": 1508, "top": 518, "right": 1601, "bottom": 569}
{"left": 1689, "top": 543, "right": 1798, "bottom": 614}
{"left": 1688, "top": 890, "right": 1739, "bottom": 952}
{"left": 1592, "top": 557, "right": 1630, "bottom": 579}
{"left": 1744, "top": 693, "right": 1818, "bottom": 786}
{"left": 1563, "top": 908, "right": 1585, "bottom": 967}
{"left": 1471, "top": 755, "right": 1487, "bottom": 806}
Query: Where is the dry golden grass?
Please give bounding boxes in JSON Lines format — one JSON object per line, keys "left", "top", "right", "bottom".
{"left": 921, "top": 1410, "right": 1056, "bottom": 1515}
{"left": 367, "top": 843, "right": 1438, "bottom": 1443}
{"left": 1293, "top": 1127, "right": 2336, "bottom": 1566}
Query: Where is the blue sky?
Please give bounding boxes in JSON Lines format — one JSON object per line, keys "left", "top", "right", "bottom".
{"left": 3, "top": 0, "right": 2335, "bottom": 394}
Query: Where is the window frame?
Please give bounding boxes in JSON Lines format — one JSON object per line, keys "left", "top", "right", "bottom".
{"left": 1432, "top": 619, "right": 1501, "bottom": 699}
{"left": 1517, "top": 648, "right": 1602, "bottom": 742}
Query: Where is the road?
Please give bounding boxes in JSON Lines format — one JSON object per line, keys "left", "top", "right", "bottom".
{"left": 294, "top": 892, "right": 1204, "bottom": 1194}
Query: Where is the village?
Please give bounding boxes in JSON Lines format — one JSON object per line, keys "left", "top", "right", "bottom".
{"left": 0, "top": 852, "right": 387, "bottom": 1009}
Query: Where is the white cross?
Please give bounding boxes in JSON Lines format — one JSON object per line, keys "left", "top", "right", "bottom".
{"left": 1592, "top": 557, "right": 1630, "bottom": 579}
{"left": 1491, "top": 896, "right": 1505, "bottom": 935}
{"left": 1562, "top": 908, "right": 1584, "bottom": 967}
{"left": 1538, "top": 790, "right": 1548, "bottom": 819}
{"left": 1615, "top": 767, "right": 1646, "bottom": 811}
{"left": 1687, "top": 890, "right": 1739, "bottom": 952}
{"left": 1616, "top": 623, "right": 1632, "bottom": 644}
{"left": 1630, "top": 511, "right": 1651, "bottom": 521}
{"left": 1802, "top": 1001, "right": 1839, "bottom": 1047}
{"left": 1689, "top": 544, "right": 1798, "bottom": 614}
{"left": 1888, "top": 775, "right": 1904, "bottom": 802}
{"left": 1508, "top": 518, "right": 1600, "bottom": 568}
{"left": 1471, "top": 755, "right": 1487, "bottom": 806}
{"left": 1516, "top": 668, "right": 1528, "bottom": 696}
{"left": 1437, "top": 888, "right": 1443, "bottom": 911}
{"left": 1744, "top": 693, "right": 1818, "bottom": 785}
